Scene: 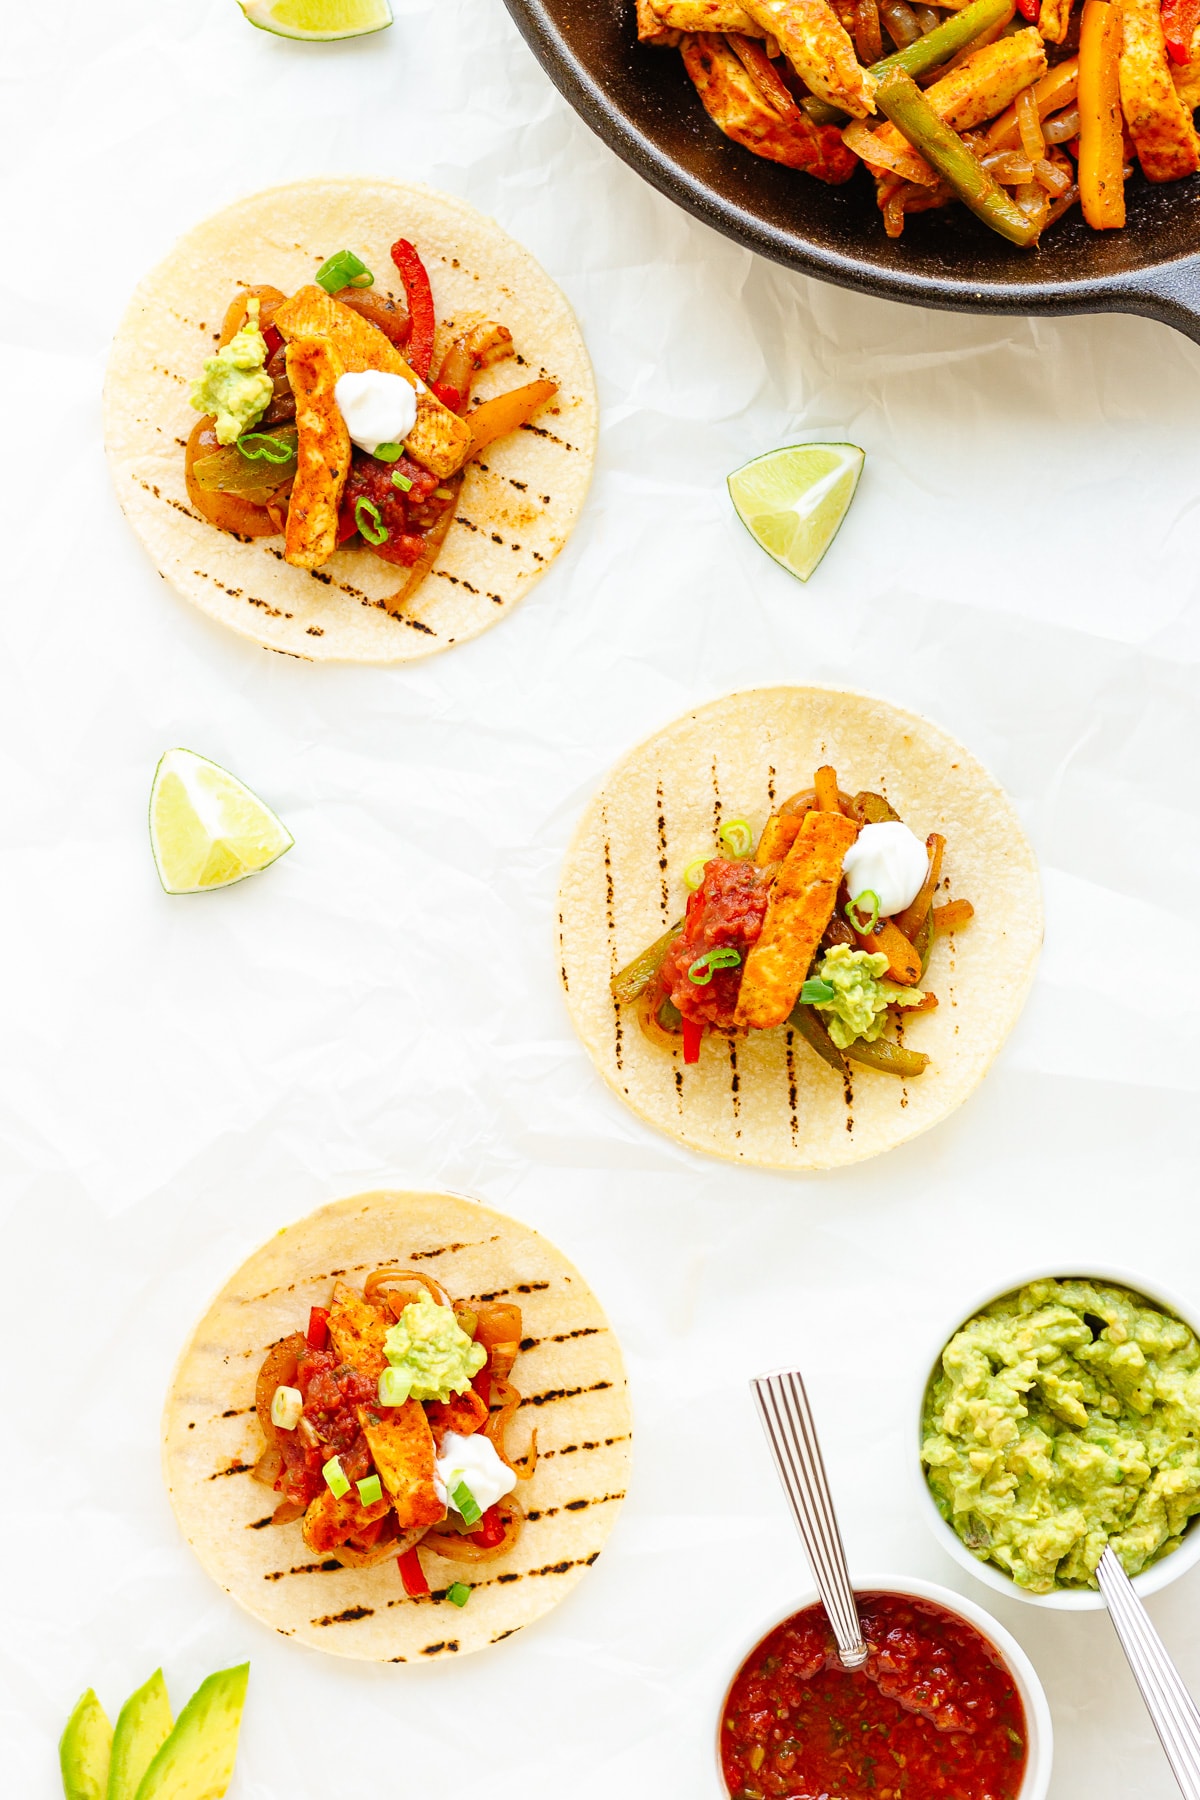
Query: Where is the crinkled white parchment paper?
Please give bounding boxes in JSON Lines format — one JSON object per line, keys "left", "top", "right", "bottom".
{"left": 3, "top": 0, "right": 1200, "bottom": 1795}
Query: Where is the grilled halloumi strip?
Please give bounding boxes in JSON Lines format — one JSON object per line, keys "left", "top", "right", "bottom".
{"left": 638, "top": 0, "right": 684, "bottom": 43}
{"left": 1121, "top": 0, "right": 1200, "bottom": 181}
{"left": 274, "top": 285, "right": 473, "bottom": 479}
{"left": 735, "top": 808, "right": 859, "bottom": 1031}
{"left": 358, "top": 1400, "right": 445, "bottom": 1529}
{"left": 867, "top": 30, "right": 1047, "bottom": 159}
{"left": 648, "top": 0, "right": 760, "bottom": 27}
{"left": 1037, "top": 0, "right": 1073, "bottom": 46}
{"left": 302, "top": 1485, "right": 391, "bottom": 1554}
{"left": 327, "top": 1279, "right": 390, "bottom": 1378}
{"left": 682, "top": 33, "right": 857, "bottom": 174}
{"left": 284, "top": 336, "right": 351, "bottom": 571}
{"left": 740, "top": 0, "right": 876, "bottom": 118}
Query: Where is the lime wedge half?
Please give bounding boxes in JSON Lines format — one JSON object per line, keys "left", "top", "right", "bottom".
{"left": 728, "top": 442, "right": 865, "bottom": 582}
{"left": 237, "top": 0, "right": 392, "bottom": 40}
{"left": 149, "top": 749, "right": 293, "bottom": 895}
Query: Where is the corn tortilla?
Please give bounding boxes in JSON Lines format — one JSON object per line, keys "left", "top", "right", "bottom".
{"left": 104, "top": 179, "right": 596, "bottom": 663}
{"left": 162, "top": 1190, "right": 631, "bottom": 1661}
{"left": 557, "top": 686, "right": 1042, "bottom": 1171}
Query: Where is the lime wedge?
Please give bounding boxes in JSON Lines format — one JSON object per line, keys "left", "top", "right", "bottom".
{"left": 728, "top": 442, "right": 865, "bottom": 582}
{"left": 149, "top": 750, "right": 293, "bottom": 895}
{"left": 237, "top": 0, "right": 392, "bottom": 40}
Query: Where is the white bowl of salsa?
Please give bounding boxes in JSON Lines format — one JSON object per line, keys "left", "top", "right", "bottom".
{"left": 915, "top": 1266, "right": 1200, "bottom": 1611}
{"left": 714, "top": 1573, "right": 1052, "bottom": 1800}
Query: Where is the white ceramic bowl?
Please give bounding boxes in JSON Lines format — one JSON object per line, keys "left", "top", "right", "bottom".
{"left": 915, "top": 1265, "right": 1200, "bottom": 1611}
{"left": 712, "top": 1573, "right": 1052, "bottom": 1800}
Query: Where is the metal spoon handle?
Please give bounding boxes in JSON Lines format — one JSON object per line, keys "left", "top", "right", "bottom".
{"left": 1097, "top": 1547, "right": 1200, "bottom": 1799}
{"left": 751, "top": 1368, "right": 868, "bottom": 1670}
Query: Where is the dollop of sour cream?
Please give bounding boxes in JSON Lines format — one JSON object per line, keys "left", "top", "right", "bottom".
{"left": 435, "top": 1430, "right": 517, "bottom": 1515}
{"left": 334, "top": 369, "right": 417, "bottom": 456}
{"left": 841, "top": 821, "right": 929, "bottom": 918}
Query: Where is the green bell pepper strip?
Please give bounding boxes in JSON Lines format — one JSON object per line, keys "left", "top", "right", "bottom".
{"left": 788, "top": 1001, "right": 848, "bottom": 1075}
{"left": 843, "top": 1033, "right": 930, "bottom": 1078}
{"left": 609, "top": 922, "right": 682, "bottom": 1005}
{"left": 801, "top": 0, "right": 1014, "bottom": 124}
{"left": 913, "top": 907, "right": 935, "bottom": 975}
{"left": 874, "top": 68, "right": 1040, "bottom": 246}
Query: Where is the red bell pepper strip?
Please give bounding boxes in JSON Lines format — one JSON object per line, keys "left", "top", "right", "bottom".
{"left": 306, "top": 1306, "right": 329, "bottom": 1350}
{"left": 430, "top": 380, "right": 461, "bottom": 413}
{"left": 681, "top": 1017, "right": 704, "bottom": 1064}
{"left": 397, "top": 1547, "right": 429, "bottom": 1596}
{"left": 1162, "top": 0, "right": 1200, "bottom": 63}
{"left": 472, "top": 1368, "right": 492, "bottom": 1414}
{"left": 390, "top": 238, "right": 436, "bottom": 382}
{"left": 1015, "top": 0, "right": 1038, "bottom": 20}
{"left": 263, "top": 324, "right": 283, "bottom": 360}
{"left": 470, "top": 1505, "right": 505, "bottom": 1549}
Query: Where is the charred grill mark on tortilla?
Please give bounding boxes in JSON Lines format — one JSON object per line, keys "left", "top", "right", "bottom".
{"left": 520, "top": 1380, "right": 614, "bottom": 1408}
{"left": 525, "top": 1492, "right": 626, "bottom": 1521}
{"left": 785, "top": 1028, "right": 800, "bottom": 1145}
{"left": 188, "top": 566, "right": 293, "bottom": 619}
{"left": 310, "top": 1606, "right": 375, "bottom": 1628}
{"left": 728, "top": 1039, "right": 741, "bottom": 1122}
{"left": 541, "top": 1434, "right": 630, "bottom": 1460}
{"left": 768, "top": 764, "right": 777, "bottom": 807}
{"left": 656, "top": 779, "right": 669, "bottom": 919}
{"left": 392, "top": 1553, "right": 603, "bottom": 1609}
{"left": 844, "top": 1069, "right": 855, "bottom": 1128}
{"left": 518, "top": 1327, "right": 604, "bottom": 1349}
{"left": 248, "top": 1515, "right": 274, "bottom": 1529}
{"left": 265, "top": 1559, "right": 342, "bottom": 1579}
{"left": 603, "top": 815, "right": 623, "bottom": 1073}
{"left": 208, "top": 1460, "right": 252, "bottom": 1479}
{"left": 421, "top": 1641, "right": 459, "bottom": 1655}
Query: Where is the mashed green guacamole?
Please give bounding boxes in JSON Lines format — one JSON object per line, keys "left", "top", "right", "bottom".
{"left": 382, "top": 1291, "right": 486, "bottom": 1404}
{"left": 190, "top": 297, "right": 273, "bottom": 445}
{"left": 922, "top": 1278, "right": 1200, "bottom": 1592}
{"left": 812, "top": 945, "right": 926, "bottom": 1050}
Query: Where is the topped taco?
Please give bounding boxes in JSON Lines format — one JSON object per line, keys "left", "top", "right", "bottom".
{"left": 558, "top": 686, "right": 1042, "bottom": 1170}
{"left": 104, "top": 179, "right": 596, "bottom": 662}
{"left": 162, "top": 1190, "right": 631, "bottom": 1661}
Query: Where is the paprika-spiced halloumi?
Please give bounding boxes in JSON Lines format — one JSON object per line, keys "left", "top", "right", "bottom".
{"left": 1121, "top": 0, "right": 1200, "bottom": 182}
{"left": 357, "top": 1400, "right": 446, "bottom": 1529}
{"left": 273, "top": 285, "right": 473, "bottom": 479}
{"left": 327, "top": 1279, "right": 391, "bottom": 1378}
{"left": 735, "top": 807, "right": 859, "bottom": 1031}
{"left": 283, "top": 335, "right": 351, "bottom": 571}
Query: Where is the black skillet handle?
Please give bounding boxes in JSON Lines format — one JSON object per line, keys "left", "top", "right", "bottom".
{"left": 1106, "top": 256, "right": 1200, "bottom": 345}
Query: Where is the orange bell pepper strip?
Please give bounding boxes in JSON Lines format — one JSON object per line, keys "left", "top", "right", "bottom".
{"left": 467, "top": 379, "right": 559, "bottom": 460}
{"left": 853, "top": 915, "right": 923, "bottom": 984}
{"left": 1078, "top": 0, "right": 1127, "bottom": 227}
{"left": 933, "top": 897, "right": 975, "bottom": 931}
{"left": 814, "top": 764, "right": 842, "bottom": 811}
{"left": 894, "top": 833, "right": 945, "bottom": 941}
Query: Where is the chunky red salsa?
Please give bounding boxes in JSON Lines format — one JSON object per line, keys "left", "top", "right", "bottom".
{"left": 658, "top": 857, "right": 770, "bottom": 1028}
{"left": 720, "top": 1594, "right": 1027, "bottom": 1800}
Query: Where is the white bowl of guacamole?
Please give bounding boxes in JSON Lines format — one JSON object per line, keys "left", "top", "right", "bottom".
{"left": 916, "top": 1270, "right": 1200, "bottom": 1609}
{"left": 711, "top": 1572, "right": 1054, "bottom": 1799}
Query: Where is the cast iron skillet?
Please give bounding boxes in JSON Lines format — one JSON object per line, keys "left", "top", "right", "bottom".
{"left": 502, "top": 0, "right": 1200, "bottom": 342}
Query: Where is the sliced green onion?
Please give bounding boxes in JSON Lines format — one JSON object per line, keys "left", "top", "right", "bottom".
{"left": 683, "top": 857, "right": 709, "bottom": 892}
{"left": 451, "top": 1480, "right": 483, "bottom": 1527}
{"left": 800, "top": 978, "right": 836, "bottom": 1005}
{"left": 845, "top": 890, "right": 881, "bottom": 934}
{"left": 433, "top": 486, "right": 454, "bottom": 499}
{"left": 236, "top": 431, "right": 296, "bottom": 464}
{"left": 379, "top": 1366, "right": 410, "bottom": 1407}
{"left": 270, "top": 1385, "right": 303, "bottom": 1431}
{"left": 315, "top": 249, "right": 374, "bottom": 294}
{"left": 391, "top": 469, "right": 414, "bottom": 492}
{"left": 355, "top": 496, "right": 388, "bottom": 545}
{"left": 357, "top": 1474, "right": 383, "bottom": 1507}
{"left": 323, "top": 1456, "right": 350, "bottom": 1499}
{"left": 373, "top": 442, "right": 402, "bottom": 462}
{"left": 718, "top": 818, "right": 755, "bottom": 859}
{"left": 446, "top": 1582, "right": 472, "bottom": 1608}
{"left": 687, "top": 947, "right": 742, "bottom": 986}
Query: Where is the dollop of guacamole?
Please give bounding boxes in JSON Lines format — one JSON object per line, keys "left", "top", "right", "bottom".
{"left": 382, "top": 1292, "right": 486, "bottom": 1404}
{"left": 190, "top": 298, "right": 273, "bottom": 445}
{"left": 812, "top": 944, "right": 926, "bottom": 1049}
{"left": 922, "top": 1279, "right": 1200, "bottom": 1592}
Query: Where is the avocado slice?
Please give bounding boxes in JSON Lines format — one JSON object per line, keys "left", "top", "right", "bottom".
{"left": 108, "top": 1672, "right": 173, "bottom": 1800}
{"left": 60, "top": 1690, "right": 113, "bottom": 1800}
{"left": 134, "top": 1665, "right": 249, "bottom": 1800}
